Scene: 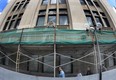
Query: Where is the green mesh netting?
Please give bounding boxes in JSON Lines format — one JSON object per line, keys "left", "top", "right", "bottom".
{"left": 0, "top": 28, "right": 116, "bottom": 45}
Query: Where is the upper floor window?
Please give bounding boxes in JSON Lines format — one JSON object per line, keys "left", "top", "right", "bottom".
{"left": 48, "top": 15, "right": 56, "bottom": 23}
{"left": 87, "top": 0, "right": 93, "bottom": 6}
{"left": 59, "top": 15, "right": 68, "bottom": 25}
{"left": 59, "top": 0, "right": 66, "bottom": 4}
{"left": 39, "top": 10, "right": 46, "bottom": 15}
{"left": 42, "top": 0, "right": 48, "bottom": 5}
{"left": 86, "top": 16, "right": 94, "bottom": 26}
{"left": 49, "top": 9, "right": 56, "bottom": 14}
{"left": 94, "top": 1, "right": 100, "bottom": 7}
{"left": 36, "top": 16, "right": 45, "bottom": 26}
{"left": 51, "top": 0, "right": 57, "bottom": 4}
{"left": 80, "top": 0, "right": 86, "bottom": 5}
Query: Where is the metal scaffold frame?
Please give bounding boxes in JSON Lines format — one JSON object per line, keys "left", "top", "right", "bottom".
{"left": 0, "top": 27, "right": 116, "bottom": 78}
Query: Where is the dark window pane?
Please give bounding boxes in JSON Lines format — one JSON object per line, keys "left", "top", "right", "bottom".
{"left": 39, "top": 10, "right": 46, "bottom": 14}
{"left": 103, "top": 18, "right": 110, "bottom": 27}
{"left": 12, "top": 6, "right": 17, "bottom": 12}
{"left": 49, "top": 9, "right": 56, "bottom": 14}
{"left": 3, "top": 22, "right": 9, "bottom": 30}
{"left": 36, "top": 16, "right": 45, "bottom": 26}
{"left": 59, "top": 0, "right": 66, "bottom": 4}
{"left": 8, "top": 20, "right": 15, "bottom": 30}
{"left": 42, "top": 0, "right": 48, "bottom": 5}
{"left": 14, "top": 19, "right": 21, "bottom": 28}
{"left": 94, "top": 1, "right": 100, "bottom": 7}
{"left": 59, "top": 9, "right": 67, "bottom": 14}
{"left": 80, "top": 0, "right": 86, "bottom": 5}
{"left": 59, "top": 15, "right": 68, "bottom": 25}
{"left": 87, "top": 0, "right": 93, "bottom": 6}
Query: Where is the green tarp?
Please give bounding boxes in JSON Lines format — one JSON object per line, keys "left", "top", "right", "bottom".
{"left": 0, "top": 28, "right": 116, "bottom": 45}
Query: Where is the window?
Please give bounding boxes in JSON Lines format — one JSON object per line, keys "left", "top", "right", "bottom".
{"left": 17, "top": 4, "right": 23, "bottom": 10}
{"left": 94, "top": 1, "right": 100, "bottom": 7}
{"left": 48, "top": 15, "right": 56, "bottom": 23}
{"left": 59, "top": 15, "right": 68, "bottom": 25}
{"left": 93, "top": 11, "right": 99, "bottom": 16}
{"left": 87, "top": 0, "right": 93, "bottom": 6}
{"left": 103, "top": 18, "right": 110, "bottom": 27}
{"left": 43, "top": 55, "right": 54, "bottom": 73}
{"left": 80, "top": 0, "right": 86, "bottom": 5}
{"left": 59, "top": 9, "right": 67, "bottom": 14}
{"left": 8, "top": 20, "right": 15, "bottom": 30}
{"left": 3, "top": 22, "right": 9, "bottom": 30}
{"left": 36, "top": 16, "right": 45, "bottom": 26}
{"left": 84, "top": 10, "right": 91, "bottom": 15}
{"left": 86, "top": 16, "right": 94, "bottom": 26}
{"left": 12, "top": 6, "right": 17, "bottom": 12}
{"left": 60, "top": 56, "right": 71, "bottom": 73}
{"left": 39, "top": 10, "right": 46, "bottom": 14}
{"left": 14, "top": 19, "right": 21, "bottom": 28}
{"left": 51, "top": 0, "right": 57, "bottom": 4}
{"left": 12, "top": 15, "right": 17, "bottom": 19}
{"left": 23, "top": 2, "right": 29, "bottom": 8}
{"left": 59, "top": 0, "right": 66, "bottom": 4}
{"left": 42, "top": 0, "right": 48, "bottom": 5}
{"left": 95, "top": 17, "right": 103, "bottom": 26}
{"left": 49, "top": 9, "right": 56, "bottom": 14}
{"left": 100, "top": 12, "right": 106, "bottom": 16}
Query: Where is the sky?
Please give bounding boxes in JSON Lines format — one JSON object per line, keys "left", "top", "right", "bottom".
{"left": 0, "top": 0, "right": 116, "bottom": 14}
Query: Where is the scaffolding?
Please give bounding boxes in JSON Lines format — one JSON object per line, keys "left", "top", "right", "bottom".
{"left": 0, "top": 27, "right": 116, "bottom": 78}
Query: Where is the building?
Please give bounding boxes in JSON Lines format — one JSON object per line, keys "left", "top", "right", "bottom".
{"left": 0, "top": 0, "right": 116, "bottom": 77}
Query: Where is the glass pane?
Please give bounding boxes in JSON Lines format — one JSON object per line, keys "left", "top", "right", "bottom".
{"left": 42, "top": 0, "right": 48, "bottom": 5}
{"left": 8, "top": 20, "right": 15, "bottom": 29}
{"left": 60, "top": 56, "right": 71, "bottom": 73}
{"left": 37, "top": 16, "right": 45, "bottom": 26}
{"left": 51, "top": 0, "right": 57, "bottom": 4}
{"left": 29, "top": 55, "right": 38, "bottom": 71}
{"left": 48, "top": 15, "right": 56, "bottom": 23}
{"left": 49, "top": 9, "right": 56, "bottom": 14}
{"left": 59, "top": 0, "right": 66, "bottom": 4}
{"left": 39, "top": 10, "right": 46, "bottom": 14}
{"left": 95, "top": 17, "right": 103, "bottom": 26}
{"left": 103, "top": 18, "right": 110, "bottom": 27}
{"left": 43, "top": 55, "right": 54, "bottom": 72}
{"left": 80, "top": 0, "right": 86, "bottom": 5}
{"left": 86, "top": 16, "right": 94, "bottom": 26}
{"left": 59, "top": 15, "right": 68, "bottom": 25}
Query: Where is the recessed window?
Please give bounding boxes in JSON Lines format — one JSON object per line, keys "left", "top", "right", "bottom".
{"left": 12, "top": 6, "right": 17, "bottom": 12}
{"left": 36, "top": 16, "right": 45, "bottom": 26}
{"left": 17, "top": 4, "right": 23, "bottom": 10}
{"left": 80, "top": 0, "right": 86, "bottom": 5}
{"left": 59, "top": 15, "right": 68, "bottom": 25}
{"left": 14, "top": 19, "right": 21, "bottom": 28}
{"left": 7, "top": 16, "right": 11, "bottom": 20}
{"left": 103, "top": 18, "right": 110, "bottom": 27}
{"left": 95, "top": 17, "right": 103, "bottom": 26}
{"left": 93, "top": 11, "right": 99, "bottom": 16}
{"left": 42, "top": 0, "right": 48, "bottom": 5}
{"left": 3, "top": 22, "right": 9, "bottom": 30}
{"left": 94, "top": 1, "right": 100, "bottom": 7}
{"left": 8, "top": 20, "right": 15, "bottom": 30}
{"left": 12, "top": 15, "right": 17, "bottom": 19}
{"left": 87, "top": 0, "right": 93, "bottom": 6}
{"left": 100, "top": 12, "right": 106, "bottom": 16}
{"left": 86, "top": 16, "right": 94, "bottom": 26}
{"left": 23, "top": 2, "right": 29, "bottom": 8}
{"left": 84, "top": 10, "right": 91, "bottom": 15}
{"left": 59, "top": 9, "right": 67, "bottom": 14}
{"left": 48, "top": 15, "right": 56, "bottom": 23}
{"left": 51, "top": 0, "right": 57, "bottom": 4}
{"left": 39, "top": 10, "right": 46, "bottom": 14}
{"left": 59, "top": 0, "right": 66, "bottom": 4}
{"left": 49, "top": 9, "right": 56, "bottom": 14}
